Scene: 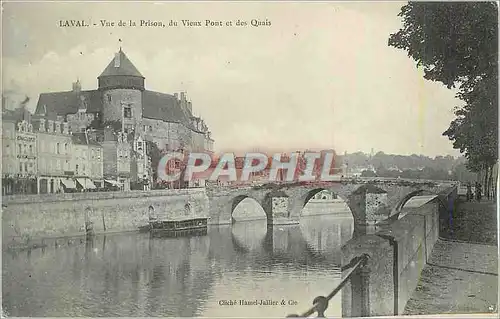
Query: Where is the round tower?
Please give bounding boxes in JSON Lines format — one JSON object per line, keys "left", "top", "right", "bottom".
{"left": 98, "top": 49, "right": 144, "bottom": 132}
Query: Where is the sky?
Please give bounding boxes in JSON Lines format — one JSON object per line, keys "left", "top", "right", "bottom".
{"left": 2, "top": 1, "right": 463, "bottom": 157}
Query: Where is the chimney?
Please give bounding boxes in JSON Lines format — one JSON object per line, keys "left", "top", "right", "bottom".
{"left": 72, "top": 79, "right": 81, "bottom": 93}
{"left": 180, "top": 92, "right": 186, "bottom": 101}
{"left": 62, "top": 122, "right": 69, "bottom": 134}
{"left": 114, "top": 52, "right": 121, "bottom": 67}
{"left": 39, "top": 118, "right": 46, "bottom": 132}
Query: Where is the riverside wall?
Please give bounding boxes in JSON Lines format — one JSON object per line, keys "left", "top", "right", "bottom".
{"left": 341, "top": 186, "right": 457, "bottom": 317}
{"left": 2, "top": 189, "right": 209, "bottom": 248}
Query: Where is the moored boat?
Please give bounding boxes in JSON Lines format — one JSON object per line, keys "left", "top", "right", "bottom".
{"left": 146, "top": 217, "right": 209, "bottom": 237}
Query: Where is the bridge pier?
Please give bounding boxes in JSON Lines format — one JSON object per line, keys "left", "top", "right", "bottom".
{"left": 264, "top": 191, "right": 300, "bottom": 225}
{"left": 347, "top": 184, "right": 390, "bottom": 227}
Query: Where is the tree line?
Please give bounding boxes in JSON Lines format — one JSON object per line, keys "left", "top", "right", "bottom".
{"left": 388, "top": 2, "right": 498, "bottom": 196}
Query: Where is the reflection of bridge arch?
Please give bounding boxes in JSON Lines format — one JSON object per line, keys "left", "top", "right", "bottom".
{"left": 222, "top": 222, "right": 343, "bottom": 268}
{"left": 230, "top": 220, "right": 268, "bottom": 254}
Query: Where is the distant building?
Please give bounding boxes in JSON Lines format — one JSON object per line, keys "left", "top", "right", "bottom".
{"left": 312, "top": 190, "right": 338, "bottom": 200}
{"left": 33, "top": 112, "right": 73, "bottom": 194}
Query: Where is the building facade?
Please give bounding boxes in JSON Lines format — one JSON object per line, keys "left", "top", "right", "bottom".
{"left": 72, "top": 132, "right": 103, "bottom": 190}
{"left": 33, "top": 113, "right": 74, "bottom": 193}
{"left": 101, "top": 130, "right": 131, "bottom": 191}
{"left": 15, "top": 111, "right": 38, "bottom": 194}
{"left": 2, "top": 111, "right": 18, "bottom": 195}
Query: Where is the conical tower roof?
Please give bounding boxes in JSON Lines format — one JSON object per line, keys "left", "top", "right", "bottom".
{"left": 98, "top": 49, "right": 144, "bottom": 78}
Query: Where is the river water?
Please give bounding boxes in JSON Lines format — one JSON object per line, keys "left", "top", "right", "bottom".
{"left": 2, "top": 201, "right": 354, "bottom": 317}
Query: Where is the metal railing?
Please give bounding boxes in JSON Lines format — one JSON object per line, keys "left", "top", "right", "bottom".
{"left": 286, "top": 254, "right": 369, "bottom": 318}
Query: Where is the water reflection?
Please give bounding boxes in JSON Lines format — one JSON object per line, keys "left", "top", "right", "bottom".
{"left": 3, "top": 215, "right": 354, "bottom": 318}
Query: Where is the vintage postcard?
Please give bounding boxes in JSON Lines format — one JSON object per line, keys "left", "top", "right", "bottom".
{"left": 1, "top": 1, "right": 498, "bottom": 318}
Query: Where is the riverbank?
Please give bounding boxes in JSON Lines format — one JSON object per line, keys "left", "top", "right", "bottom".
{"left": 404, "top": 199, "right": 498, "bottom": 315}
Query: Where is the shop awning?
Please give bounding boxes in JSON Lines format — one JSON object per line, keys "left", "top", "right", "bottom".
{"left": 105, "top": 179, "right": 123, "bottom": 187}
{"left": 60, "top": 179, "right": 77, "bottom": 189}
{"left": 76, "top": 178, "right": 96, "bottom": 189}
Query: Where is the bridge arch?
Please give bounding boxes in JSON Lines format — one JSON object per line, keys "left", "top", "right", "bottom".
{"left": 230, "top": 195, "right": 268, "bottom": 223}
{"left": 390, "top": 189, "right": 443, "bottom": 220}
{"left": 292, "top": 187, "right": 353, "bottom": 219}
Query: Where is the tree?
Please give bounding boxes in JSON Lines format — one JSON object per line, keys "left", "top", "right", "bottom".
{"left": 361, "top": 170, "right": 376, "bottom": 177}
{"left": 389, "top": 2, "right": 498, "bottom": 194}
{"left": 389, "top": 2, "right": 497, "bottom": 91}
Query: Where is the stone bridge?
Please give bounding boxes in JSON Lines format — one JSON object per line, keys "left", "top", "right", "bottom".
{"left": 206, "top": 179, "right": 457, "bottom": 226}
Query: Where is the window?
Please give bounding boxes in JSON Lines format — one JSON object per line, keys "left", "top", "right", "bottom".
{"left": 107, "top": 94, "right": 112, "bottom": 102}
{"left": 29, "top": 145, "right": 33, "bottom": 154}
{"left": 65, "top": 160, "right": 69, "bottom": 171}
{"left": 19, "top": 163, "right": 23, "bottom": 172}
{"left": 149, "top": 126, "right": 152, "bottom": 131}
{"left": 83, "top": 164, "right": 86, "bottom": 173}
{"left": 18, "top": 144, "right": 22, "bottom": 154}
{"left": 80, "top": 128, "right": 86, "bottom": 133}
{"left": 24, "top": 163, "right": 28, "bottom": 172}
{"left": 124, "top": 106, "right": 132, "bottom": 118}
{"left": 56, "top": 143, "right": 60, "bottom": 154}
{"left": 64, "top": 143, "right": 68, "bottom": 153}
{"left": 76, "top": 164, "right": 79, "bottom": 174}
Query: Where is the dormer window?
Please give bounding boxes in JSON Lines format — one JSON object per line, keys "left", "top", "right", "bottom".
{"left": 123, "top": 105, "right": 132, "bottom": 118}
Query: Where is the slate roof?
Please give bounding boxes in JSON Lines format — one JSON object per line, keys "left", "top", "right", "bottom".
{"left": 35, "top": 89, "right": 196, "bottom": 127}
{"left": 36, "top": 90, "right": 101, "bottom": 116}
{"left": 2, "top": 109, "right": 20, "bottom": 122}
{"left": 98, "top": 49, "right": 144, "bottom": 78}
{"left": 142, "top": 91, "right": 192, "bottom": 124}
{"left": 71, "top": 132, "right": 88, "bottom": 145}
{"left": 3, "top": 107, "right": 33, "bottom": 122}
{"left": 34, "top": 50, "right": 207, "bottom": 133}
{"left": 72, "top": 132, "right": 101, "bottom": 146}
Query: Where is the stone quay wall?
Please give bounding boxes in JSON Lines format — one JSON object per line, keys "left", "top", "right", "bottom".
{"left": 2, "top": 189, "right": 209, "bottom": 249}
{"left": 341, "top": 186, "right": 457, "bottom": 317}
